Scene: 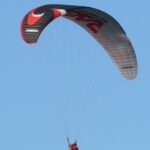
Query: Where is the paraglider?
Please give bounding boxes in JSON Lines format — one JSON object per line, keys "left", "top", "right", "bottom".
{"left": 67, "top": 138, "right": 79, "bottom": 150}
{"left": 20, "top": 4, "right": 137, "bottom": 80}
{"left": 20, "top": 3, "right": 138, "bottom": 148}
{"left": 68, "top": 143, "right": 79, "bottom": 150}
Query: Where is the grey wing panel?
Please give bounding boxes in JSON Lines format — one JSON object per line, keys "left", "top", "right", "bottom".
{"left": 64, "top": 7, "right": 137, "bottom": 80}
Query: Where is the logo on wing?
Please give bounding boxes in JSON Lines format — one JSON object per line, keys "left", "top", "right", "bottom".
{"left": 27, "top": 9, "right": 45, "bottom": 26}
{"left": 52, "top": 8, "right": 67, "bottom": 18}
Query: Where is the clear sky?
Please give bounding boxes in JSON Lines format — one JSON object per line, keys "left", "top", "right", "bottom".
{"left": 0, "top": 0, "right": 150, "bottom": 150}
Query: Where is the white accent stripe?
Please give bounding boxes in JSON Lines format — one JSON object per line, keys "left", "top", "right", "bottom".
{"left": 26, "top": 29, "right": 39, "bottom": 32}
{"left": 32, "top": 12, "right": 45, "bottom": 17}
{"left": 56, "top": 9, "right": 67, "bottom": 16}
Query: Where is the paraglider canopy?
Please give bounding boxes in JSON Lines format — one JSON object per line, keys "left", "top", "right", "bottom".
{"left": 20, "top": 4, "right": 137, "bottom": 80}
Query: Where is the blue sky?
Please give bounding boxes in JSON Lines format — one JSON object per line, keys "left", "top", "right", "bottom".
{"left": 0, "top": 0, "right": 150, "bottom": 150}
